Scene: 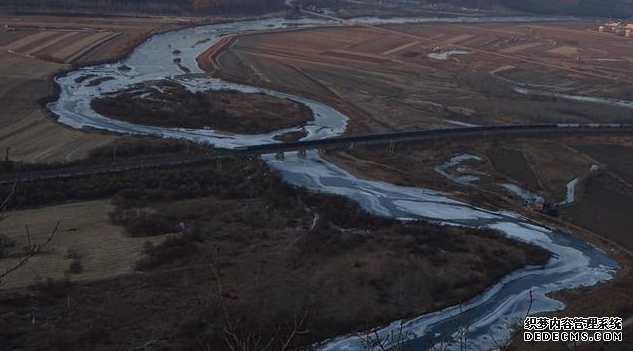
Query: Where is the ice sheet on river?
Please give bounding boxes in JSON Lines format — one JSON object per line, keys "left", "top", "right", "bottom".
{"left": 48, "top": 15, "right": 618, "bottom": 351}
{"left": 265, "top": 151, "right": 616, "bottom": 351}
{"left": 48, "top": 18, "right": 347, "bottom": 148}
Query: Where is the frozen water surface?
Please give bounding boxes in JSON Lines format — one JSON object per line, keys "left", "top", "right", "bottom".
{"left": 49, "top": 16, "right": 618, "bottom": 351}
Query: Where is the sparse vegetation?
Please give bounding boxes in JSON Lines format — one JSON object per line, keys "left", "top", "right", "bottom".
{"left": 0, "top": 157, "right": 550, "bottom": 351}
{"left": 91, "top": 82, "right": 313, "bottom": 133}
{"left": 3, "top": 9, "right": 633, "bottom": 351}
{"left": 67, "top": 259, "right": 83, "bottom": 274}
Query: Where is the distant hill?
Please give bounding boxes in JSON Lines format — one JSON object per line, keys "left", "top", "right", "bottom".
{"left": 428, "top": 0, "right": 633, "bottom": 17}
{"left": 2, "top": 0, "right": 632, "bottom": 19}
{"left": 0, "top": 0, "right": 285, "bottom": 15}
{"left": 501, "top": 0, "right": 633, "bottom": 17}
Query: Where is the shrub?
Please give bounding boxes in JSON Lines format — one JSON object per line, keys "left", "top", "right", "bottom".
{"left": 66, "top": 248, "right": 81, "bottom": 260}
{"left": 0, "top": 234, "right": 15, "bottom": 258}
{"left": 30, "top": 278, "right": 71, "bottom": 299}
{"left": 67, "top": 259, "right": 83, "bottom": 274}
{"left": 136, "top": 235, "right": 196, "bottom": 270}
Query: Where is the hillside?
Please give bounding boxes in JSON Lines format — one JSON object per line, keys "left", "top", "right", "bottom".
{"left": 429, "top": 0, "right": 633, "bottom": 17}
{"left": 0, "top": 0, "right": 285, "bottom": 15}
{"left": 502, "top": 0, "right": 633, "bottom": 17}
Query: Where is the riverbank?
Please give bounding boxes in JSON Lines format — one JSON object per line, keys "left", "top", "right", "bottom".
{"left": 0, "top": 157, "right": 551, "bottom": 350}
{"left": 322, "top": 133, "right": 633, "bottom": 252}
{"left": 322, "top": 134, "right": 633, "bottom": 349}
{"left": 0, "top": 14, "right": 203, "bottom": 164}
{"left": 36, "top": 14, "right": 622, "bottom": 351}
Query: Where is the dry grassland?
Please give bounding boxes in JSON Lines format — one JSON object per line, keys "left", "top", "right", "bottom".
{"left": 0, "top": 200, "right": 167, "bottom": 290}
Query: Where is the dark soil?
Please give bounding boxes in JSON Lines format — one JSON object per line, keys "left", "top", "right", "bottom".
{"left": 560, "top": 173, "right": 633, "bottom": 252}
{"left": 571, "top": 144, "right": 633, "bottom": 185}
{"left": 487, "top": 147, "right": 541, "bottom": 193}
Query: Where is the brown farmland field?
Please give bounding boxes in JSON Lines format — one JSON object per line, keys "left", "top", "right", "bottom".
{"left": 0, "top": 51, "right": 117, "bottom": 163}
{"left": 0, "top": 15, "right": 189, "bottom": 164}
{"left": 208, "top": 21, "right": 633, "bottom": 135}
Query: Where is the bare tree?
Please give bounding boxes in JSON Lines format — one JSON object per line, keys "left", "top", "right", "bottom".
{"left": 357, "top": 290, "right": 536, "bottom": 351}
{"left": 210, "top": 248, "right": 310, "bottom": 351}
{"left": 0, "top": 184, "right": 58, "bottom": 288}
{"left": 358, "top": 321, "right": 417, "bottom": 351}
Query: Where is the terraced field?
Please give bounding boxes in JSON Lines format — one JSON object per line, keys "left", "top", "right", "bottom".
{"left": 210, "top": 20, "right": 633, "bottom": 134}
{"left": 0, "top": 15, "right": 185, "bottom": 163}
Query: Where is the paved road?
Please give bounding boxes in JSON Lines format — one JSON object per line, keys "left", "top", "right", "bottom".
{"left": 1, "top": 123, "right": 632, "bottom": 184}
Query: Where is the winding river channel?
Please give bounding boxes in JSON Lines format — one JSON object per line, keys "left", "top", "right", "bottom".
{"left": 48, "top": 16, "right": 618, "bottom": 351}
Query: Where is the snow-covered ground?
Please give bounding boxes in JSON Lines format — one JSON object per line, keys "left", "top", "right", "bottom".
{"left": 433, "top": 154, "right": 483, "bottom": 185}
{"left": 513, "top": 87, "right": 633, "bottom": 110}
{"left": 427, "top": 50, "right": 470, "bottom": 60}
{"left": 501, "top": 183, "right": 544, "bottom": 204}
{"left": 556, "top": 165, "right": 601, "bottom": 206}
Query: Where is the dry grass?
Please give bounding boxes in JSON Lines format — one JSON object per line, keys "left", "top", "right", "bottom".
{"left": 546, "top": 45, "right": 581, "bottom": 57}
{"left": 0, "top": 51, "right": 117, "bottom": 163}
{"left": 0, "top": 170, "right": 549, "bottom": 350}
{"left": 0, "top": 199, "right": 167, "bottom": 290}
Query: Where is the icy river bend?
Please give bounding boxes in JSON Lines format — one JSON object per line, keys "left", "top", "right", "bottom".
{"left": 48, "top": 17, "right": 618, "bottom": 351}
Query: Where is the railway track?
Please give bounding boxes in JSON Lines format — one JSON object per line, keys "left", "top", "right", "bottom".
{"left": 1, "top": 123, "right": 632, "bottom": 184}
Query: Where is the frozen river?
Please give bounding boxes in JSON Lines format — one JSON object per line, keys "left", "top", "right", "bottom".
{"left": 48, "top": 16, "right": 618, "bottom": 351}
